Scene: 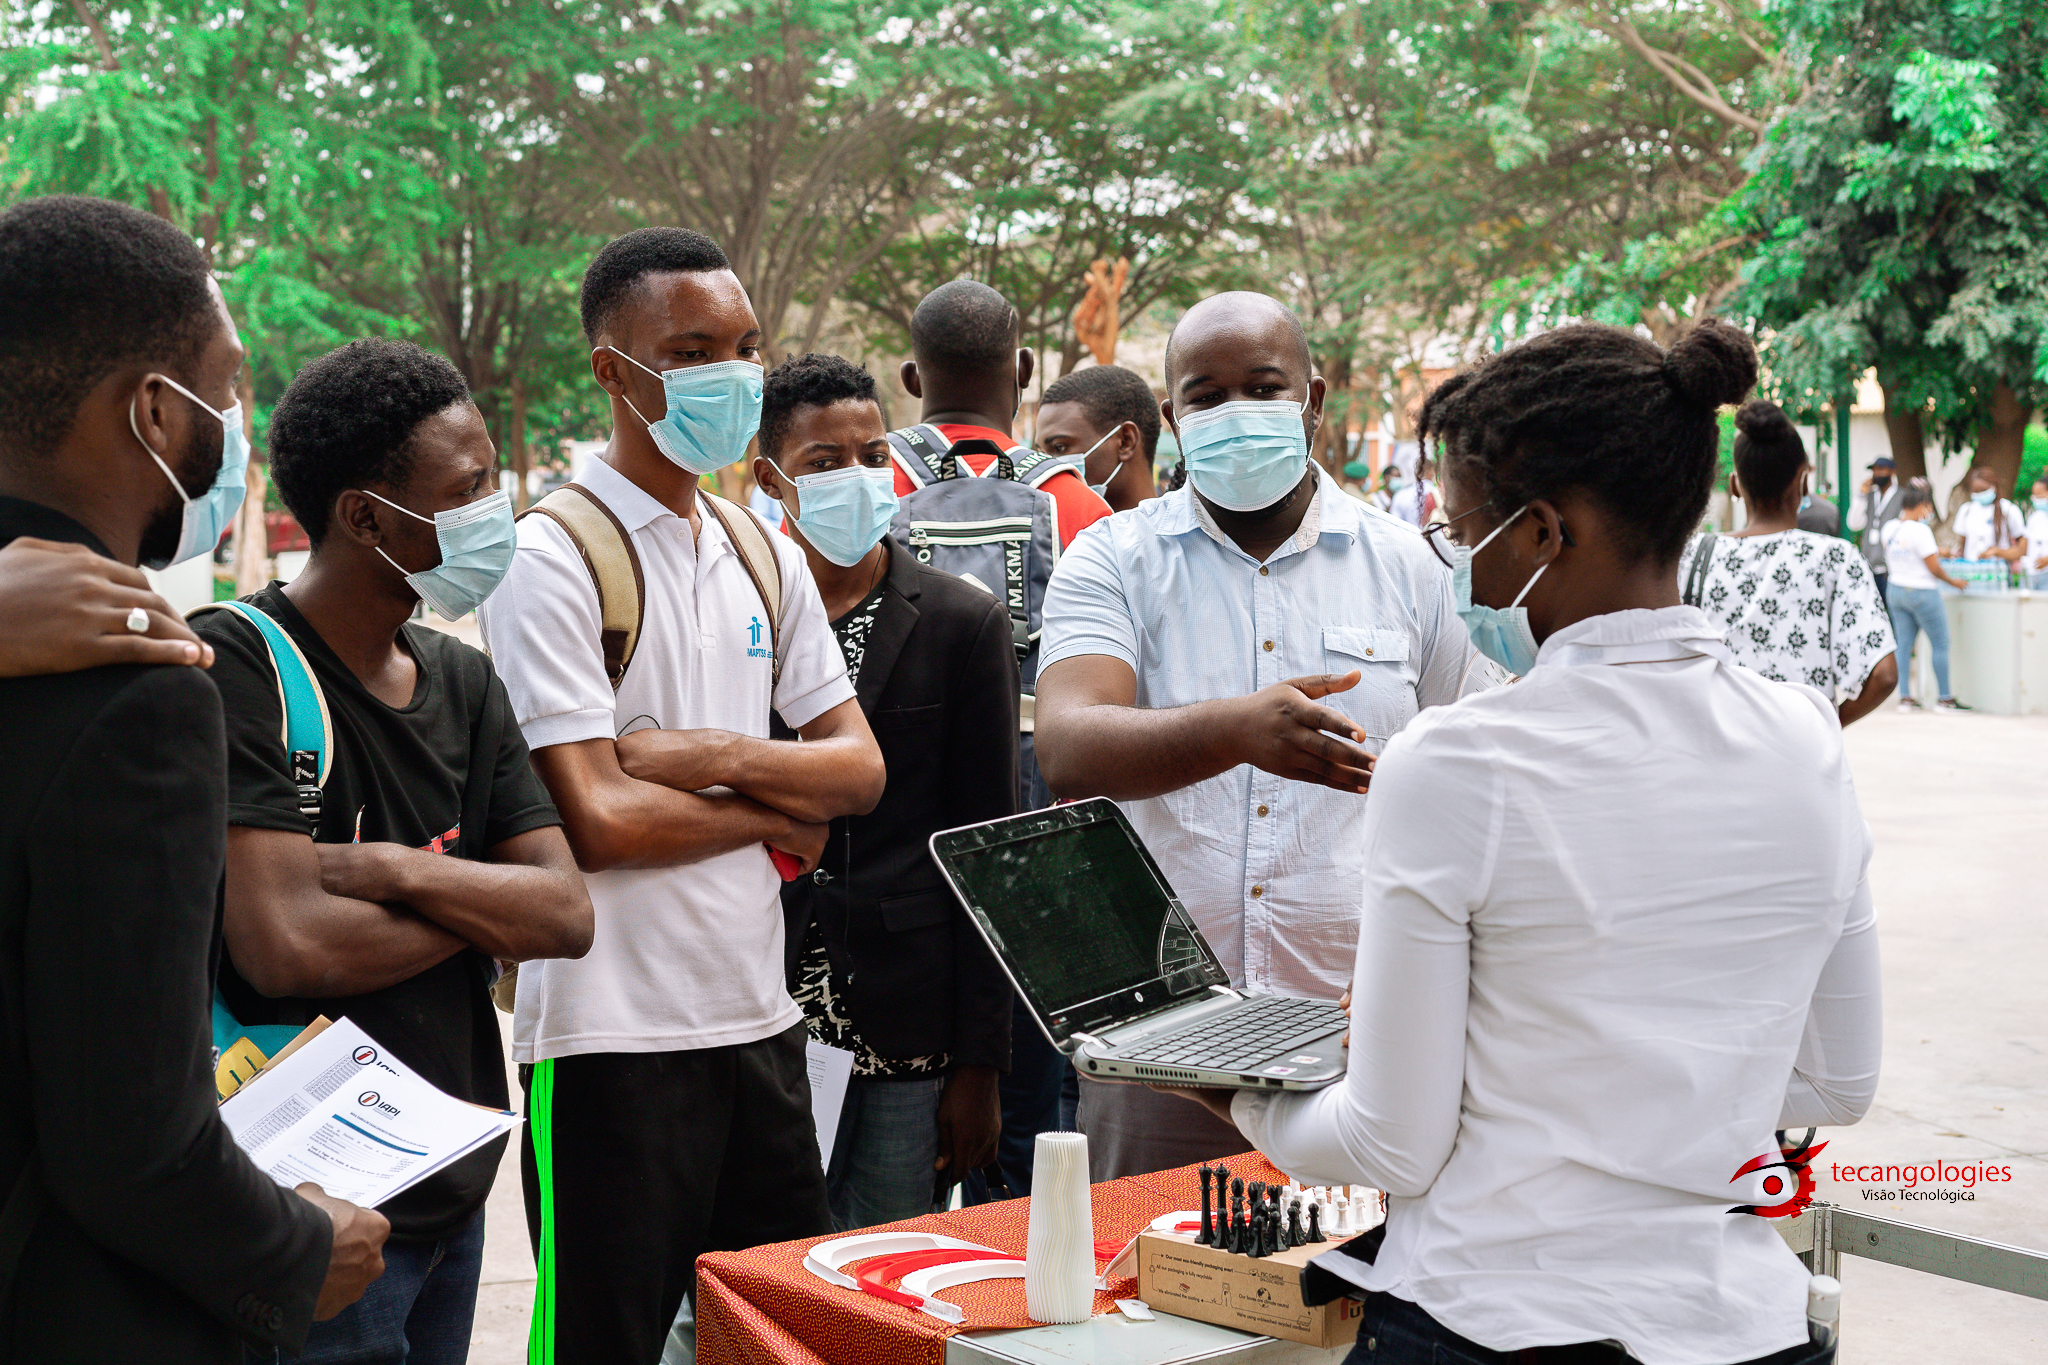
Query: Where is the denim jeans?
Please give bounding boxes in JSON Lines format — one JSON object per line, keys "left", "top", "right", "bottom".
{"left": 257, "top": 1211, "right": 485, "bottom": 1365}
{"left": 1340, "top": 1291, "right": 1835, "bottom": 1365}
{"left": 826, "top": 1074, "right": 946, "bottom": 1230}
{"left": 1887, "top": 585, "right": 1951, "bottom": 699}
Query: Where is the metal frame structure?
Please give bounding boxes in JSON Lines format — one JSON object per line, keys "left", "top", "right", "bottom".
{"left": 1786, "top": 1202, "right": 2048, "bottom": 1300}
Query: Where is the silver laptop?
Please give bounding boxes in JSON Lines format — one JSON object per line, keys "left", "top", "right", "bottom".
{"left": 929, "top": 798, "right": 1348, "bottom": 1092}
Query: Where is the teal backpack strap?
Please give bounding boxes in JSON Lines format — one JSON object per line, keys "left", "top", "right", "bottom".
{"left": 189, "top": 600, "right": 332, "bottom": 1091}
{"left": 189, "top": 601, "right": 332, "bottom": 827}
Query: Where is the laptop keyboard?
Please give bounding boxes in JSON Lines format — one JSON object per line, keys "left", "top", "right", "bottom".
{"left": 1117, "top": 995, "right": 1348, "bottom": 1073}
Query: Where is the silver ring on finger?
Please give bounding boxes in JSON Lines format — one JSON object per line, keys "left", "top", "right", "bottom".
{"left": 125, "top": 606, "right": 151, "bottom": 634}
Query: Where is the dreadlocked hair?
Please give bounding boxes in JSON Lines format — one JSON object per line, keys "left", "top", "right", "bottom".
{"left": 1416, "top": 319, "right": 1757, "bottom": 566}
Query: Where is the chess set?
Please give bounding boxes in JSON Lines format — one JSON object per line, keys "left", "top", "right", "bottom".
{"left": 1192, "top": 1162, "right": 1378, "bottom": 1259}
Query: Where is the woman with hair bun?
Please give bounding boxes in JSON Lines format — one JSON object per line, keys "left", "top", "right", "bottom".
{"left": 1677, "top": 399, "right": 1896, "bottom": 725}
{"left": 1161, "top": 320, "right": 1879, "bottom": 1365}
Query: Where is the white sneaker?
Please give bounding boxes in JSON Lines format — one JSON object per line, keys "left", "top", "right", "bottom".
{"left": 1896, "top": 697, "right": 1923, "bottom": 713}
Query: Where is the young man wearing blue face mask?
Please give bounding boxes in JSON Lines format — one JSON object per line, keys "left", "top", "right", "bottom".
{"left": 0, "top": 195, "right": 393, "bottom": 1364}
{"left": 1035, "top": 290, "right": 1486, "bottom": 1181}
{"left": 479, "top": 229, "right": 885, "bottom": 1365}
{"left": 752, "top": 352, "right": 1019, "bottom": 1228}
{"left": 192, "top": 338, "right": 594, "bottom": 1365}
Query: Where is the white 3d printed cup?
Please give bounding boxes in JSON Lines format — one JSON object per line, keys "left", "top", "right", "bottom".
{"left": 1024, "top": 1131, "right": 1094, "bottom": 1324}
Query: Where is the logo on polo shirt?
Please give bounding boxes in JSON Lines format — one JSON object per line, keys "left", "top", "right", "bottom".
{"left": 1730, "top": 1128, "right": 1824, "bottom": 1218}
{"left": 747, "top": 615, "right": 771, "bottom": 659}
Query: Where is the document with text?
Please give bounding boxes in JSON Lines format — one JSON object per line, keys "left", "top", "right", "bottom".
{"left": 219, "top": 1017, "right": 520, "bottom": 1208}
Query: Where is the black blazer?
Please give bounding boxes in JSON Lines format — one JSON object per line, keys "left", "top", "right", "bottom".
{"left": 0, "top": 500, "right": 329, "bottom": 1363}
{"left": 778, "top": 540, "right": 1018, "bottom": 1070}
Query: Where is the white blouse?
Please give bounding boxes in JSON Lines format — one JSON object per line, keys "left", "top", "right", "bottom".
{"left": 1232, "top": 608, "right": 1881, "bottom": 1365}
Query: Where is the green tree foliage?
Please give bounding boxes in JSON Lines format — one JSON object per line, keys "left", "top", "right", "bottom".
{"left": 1728, "top": 0, "right": 2048, "bottom": 490}
{"left": 844, "top": 0, "right": 1250, "bottom": 372}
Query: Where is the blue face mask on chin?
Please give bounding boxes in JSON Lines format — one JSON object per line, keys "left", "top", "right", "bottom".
{"left": 608, "top": 347, "right": 764, "bottom": 476}
{"left": 1450, "top": 504, "right": 1548, "bottom": 676}
{"left": 132, "top": 376, "right": 250, "bottom": 567}
{"left": 1176, "top": 400, "right": 1310, "bottom": 512}
{"left": 364, "top": 488, "right": 518, "bottom": 620}
{"left": 789, "top": 464, "right": 898, "bottom": 567}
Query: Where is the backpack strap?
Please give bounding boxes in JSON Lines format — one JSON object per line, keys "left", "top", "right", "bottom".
{"left": 522, "top": 483, "right": 645, "bottom": 690}
{"left": 886, "top": 425, "right": 953, "bottom": 488}
{"left": 188, "top": 601, "right": 330, "bottom": 827}
{"left": 1683, "top": 532, "right": 1719, "bottom": 608}
{"left": 185, "top": 599, "right": 332, "bottom": 1098}
{"left": 700, "top": 491, "right": 785, "bottom": 687}
{"left": 1011, "top": 445, "right": 1078, "bottom": 489}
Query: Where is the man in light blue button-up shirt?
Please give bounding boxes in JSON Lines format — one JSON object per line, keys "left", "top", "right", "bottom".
{"left": 1036, "top": 291, "right": 1486, "bottom": 1177}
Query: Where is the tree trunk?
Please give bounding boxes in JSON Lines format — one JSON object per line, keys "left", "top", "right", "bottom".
{"left": 1972, "top": 380, "right": 2031, "bottom": 498}
{"left": 232, "top": 368, "right": 268, "bottom": 596}
{"left": 1878, "top": 380, "right": 1928, "bottom": 480}
{"left": 234, "top": 462, "right": 270, "bottom": 596}
{"left": 509, "top": 376, "right": 531, "bottom": 512}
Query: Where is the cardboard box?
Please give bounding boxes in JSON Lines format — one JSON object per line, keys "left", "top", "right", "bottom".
{"left": 1135, "top": 1231, "right": 1364, "bottom": 1348}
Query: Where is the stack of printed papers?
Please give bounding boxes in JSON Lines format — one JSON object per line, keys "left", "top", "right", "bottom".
{"left": 219, "top": 1017, "right": 519, "bottom": 1208}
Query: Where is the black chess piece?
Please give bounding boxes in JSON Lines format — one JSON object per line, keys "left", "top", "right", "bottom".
{"left": 1197, "top": 1165, "right": 1215, "bottom": 1246}
{"left": 1229, "top": 1191, "right": 1245, "bottom": 1254}
{"left": 1306, "top": 1200, "right": 1325, "bottom": 1243}
{"left": 1287, "top": 1197, "right": 1305, "bottom": 1248}
{"left": 1256, "top": 1206, "right": 1273, "bottom": 1257}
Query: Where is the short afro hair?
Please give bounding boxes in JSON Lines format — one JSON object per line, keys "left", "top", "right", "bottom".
{"left": 760, "top": 353, "right": 880, "bottom": 463}
{"left": 909, "top": 280, "right": 1018, "bottom": 377}
{"left": 0, "top": 196, "right": 219, "bottom": 463}
{"left": 1041, "top": 364, "right": 1160, "bottom": 460}
{"left": 1418, "top": 318, "right": 1756, "bottom": 566}
{"left": 580, "top": 227, "right": 731, "bottom": 344}
{"left": 268, "top": 339, "right": 473, "bottom": 545}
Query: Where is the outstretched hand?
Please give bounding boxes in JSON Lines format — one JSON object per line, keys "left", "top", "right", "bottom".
{"left": 0, "top": 538, "right": 213, "bottom": 676}
{"left": 1234, "top": 671, "right": 1375, "bottom": 793}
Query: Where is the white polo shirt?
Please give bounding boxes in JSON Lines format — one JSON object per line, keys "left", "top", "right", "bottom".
{"left": 478, "top": 456, "right": 855, "bottom": 1062}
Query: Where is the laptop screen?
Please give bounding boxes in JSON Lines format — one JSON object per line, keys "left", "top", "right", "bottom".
{"left": 935, "top": 802, "right": 1226, "bottom": 1038}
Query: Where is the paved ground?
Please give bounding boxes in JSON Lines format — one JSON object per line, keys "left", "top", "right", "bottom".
{"left": 463, "top": 702, "right": 2048, "bottom": 1364}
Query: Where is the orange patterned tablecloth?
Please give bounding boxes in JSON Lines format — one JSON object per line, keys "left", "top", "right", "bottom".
{"left": 696, "top": 1151, "right": 1288, "bottom": 1365}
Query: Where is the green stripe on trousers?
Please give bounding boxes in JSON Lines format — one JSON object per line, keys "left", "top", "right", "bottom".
{"left": 527, "top": 1058, "right": 556, "bottom": 1365}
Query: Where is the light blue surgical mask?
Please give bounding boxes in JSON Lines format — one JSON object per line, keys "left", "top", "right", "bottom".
{"left": 2033, "top": 497, "right": 2048, "bottom": 512}
{"left": 607, "top": 348, "right": 764, "bottom": 476}
{"left": 131, "top": 376, "right": 249, "bottom": 566}
{"left": 1450, "top": 505, "right": 1547, "bottom": 676}
{"left": 1176, "top": 400, "right": 1310, "bottom": 512}
{"left": 1971, "top": 487, "right": 1996, "bottom": 506}
{"left": 789, "top": 464, "right": 897, "bottom": 568}
{"left": 364, "top": 488, "right": 517, "bottom": 620}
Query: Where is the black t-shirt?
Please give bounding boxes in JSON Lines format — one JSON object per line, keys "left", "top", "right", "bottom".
{"left": 195, "top": 584, "right": 560, "bottom": 1239}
